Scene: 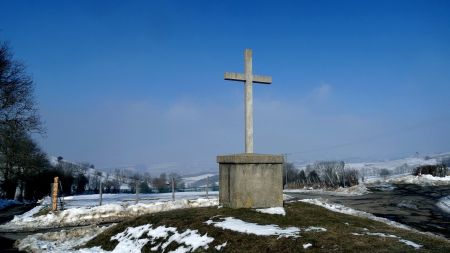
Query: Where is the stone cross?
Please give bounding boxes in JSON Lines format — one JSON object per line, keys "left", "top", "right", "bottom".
{"left": 224, "top": 49, "right": 272, "bottom": 153}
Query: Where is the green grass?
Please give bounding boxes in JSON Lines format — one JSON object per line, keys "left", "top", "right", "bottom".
{"left": 32, "top": 206, "right": 51, "bottom": 217}
{"left": 83, "top": 202, "right": 450, "bottom": 252}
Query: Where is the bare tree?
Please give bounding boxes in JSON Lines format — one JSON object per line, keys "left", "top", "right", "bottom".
{"left": 0, "top": 42, "right": 44, "bottom": 198}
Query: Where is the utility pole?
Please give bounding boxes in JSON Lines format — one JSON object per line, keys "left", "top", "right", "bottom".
{"left": 135, "top": 180, "right": 140, "bottom": 204}
{"left": 282, "top": 153, "right": 288, "bottom": 189}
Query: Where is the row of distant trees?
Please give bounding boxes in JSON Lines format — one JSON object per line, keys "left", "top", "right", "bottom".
{"left": 284, "top": 161, "right": 359, "bottom": 189}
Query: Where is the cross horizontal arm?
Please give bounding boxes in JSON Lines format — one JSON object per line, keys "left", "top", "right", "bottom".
{"left": 224, "top": 72, "right": 245, "bottom": 82}
{"left": 253, "top": 75, "right": 272, "bottom": 84}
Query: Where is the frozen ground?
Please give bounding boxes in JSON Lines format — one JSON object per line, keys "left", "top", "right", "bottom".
{"left": 0, "top": 192, "right": 218, "bottom": 232}
{"left": 284, "top": 184, "right": 369, "bottom": 196}
{"left": 255, "top": 207, "right": 286, "bottom": 216}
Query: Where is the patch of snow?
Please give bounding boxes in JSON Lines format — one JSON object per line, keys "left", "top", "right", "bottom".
{"left": 304, "top": 226, "right": 327, "bottom": 232}
{"left": 80, "top": 224, "right": 214, "bottom": 253}
{"left": 351, "top": 231, "right": 422, "bottom": 249}
{"left": 255, "top": 207, "right": 286, "bottom": 216}
{"left": 283, "top": 194, "right": 295, "bottom": 200}
{"left": 365, "top": 232, "right": 398, "bottom": 238}
{"left": 0, "top": 197, "right": 218, "bottom": 232}
{"left": 437, "top": 196, "right": 450, "bottom": 214}
{"left": 205, "top": 217, "right": 300, "bottom": 238}
{"left": 215, "top": 241, "right": 227, "bottom": 250}
{"left": 300, "top": 198, "right": 411, "bottom": 230}
{"left": 303, "top": 243, "right": 312, "bottom": 249}
{"left": 399, "top": 239, "right": 423, "bottom": 249}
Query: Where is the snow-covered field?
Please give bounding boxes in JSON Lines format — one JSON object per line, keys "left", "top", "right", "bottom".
{"left": 181, "top": 173, "right": 217, "bottom": 187}
{"left": 284, "top": 184, "right": 369, "bottom": 196}
{"left": 345, "top": 156, "right": 439, "bottom": 171}
{"left": 57, "top": 191, "right": 219, "bottom": 208}
{"left": 0, "top": 192, "right": 218, "bottom": 232}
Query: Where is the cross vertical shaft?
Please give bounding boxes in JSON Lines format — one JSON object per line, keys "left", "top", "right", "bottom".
{"left": 224, "top": 49, "right": 272, "bottom": 154}
{"left": 244, "top": 49, "right": 253, "bottom": 153}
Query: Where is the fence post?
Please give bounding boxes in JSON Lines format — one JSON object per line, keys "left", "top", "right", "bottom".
{"left": 171, "top": 177, "right": 175, "bottom": 201}
{"left": 99, "top": 180, "right": 103, "bottom": 206}
{"left": 135, "top": 181, "right": 140, "bottom": 204}
{"left": 52, "top": 177, "right": 59, "bottom": 211}
{"left": 206, "top": 176, "right": 209, "bottom": 199}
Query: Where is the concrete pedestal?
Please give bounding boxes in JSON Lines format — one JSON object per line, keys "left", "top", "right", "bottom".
{"left": 217, "top": 153, "right": 284, "bottom": 208}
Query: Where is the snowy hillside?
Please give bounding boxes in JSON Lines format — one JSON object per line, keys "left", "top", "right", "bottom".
{"left": 181, "top": 173, "right": 218, "bottom": 188}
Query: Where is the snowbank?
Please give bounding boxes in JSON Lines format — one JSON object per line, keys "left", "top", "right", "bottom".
{"left": 388, "top": 175, "right": 450, "bottom": 186}
{"left": 16, "top": 225, "right": 111, "bottom": 253}
{"left": 284, "top": 184, "right": 369, "bottom": 196}
{"left": 0, "top": 198, "right": 218, "bottom": 232}
{"left": 52, "top": 191, "right": 218, "bottom": 208}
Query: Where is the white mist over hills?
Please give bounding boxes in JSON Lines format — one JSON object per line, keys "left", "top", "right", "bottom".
{"left": 50, "top": 151, "right": 450, "bottom": 181}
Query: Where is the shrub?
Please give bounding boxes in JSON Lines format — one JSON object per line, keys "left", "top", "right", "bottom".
{"left": 413, "top": 164, "right": 448, "bottom": 177}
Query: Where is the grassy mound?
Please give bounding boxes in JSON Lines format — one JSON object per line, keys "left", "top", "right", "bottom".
{"left": 83, "top": 201, "right": 450, "bottom": 252}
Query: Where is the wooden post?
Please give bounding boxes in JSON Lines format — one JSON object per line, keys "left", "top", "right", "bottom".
{"left": 206, "top": 176, "right": 209, "bottom": 199}
{"left": 99, "top": 180, "right": 103, "bottom": 206}
{"left": 52, "top": 177, "right": 59, "bottom": 211}
{"left": 171, "top": 177, "right": 175, "bottom": 201}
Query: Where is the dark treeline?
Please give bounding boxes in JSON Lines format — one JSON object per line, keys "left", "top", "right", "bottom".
{"left": 0, "top": 42, "right": 48, "bottom": 201}
{"left": 413, "top": 164, "right": 448, "bottom": 177}
{"left": 284, "top": 161, "right": 359, "bottom": 189}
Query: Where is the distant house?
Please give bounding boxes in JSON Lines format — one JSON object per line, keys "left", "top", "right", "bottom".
{"left": 119, "top": 184, "right": 131, "bottom": 193}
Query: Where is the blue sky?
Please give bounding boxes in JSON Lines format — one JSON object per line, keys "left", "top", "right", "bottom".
{"left": 1, "top": 0, "right": 449, "bottom": 172}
